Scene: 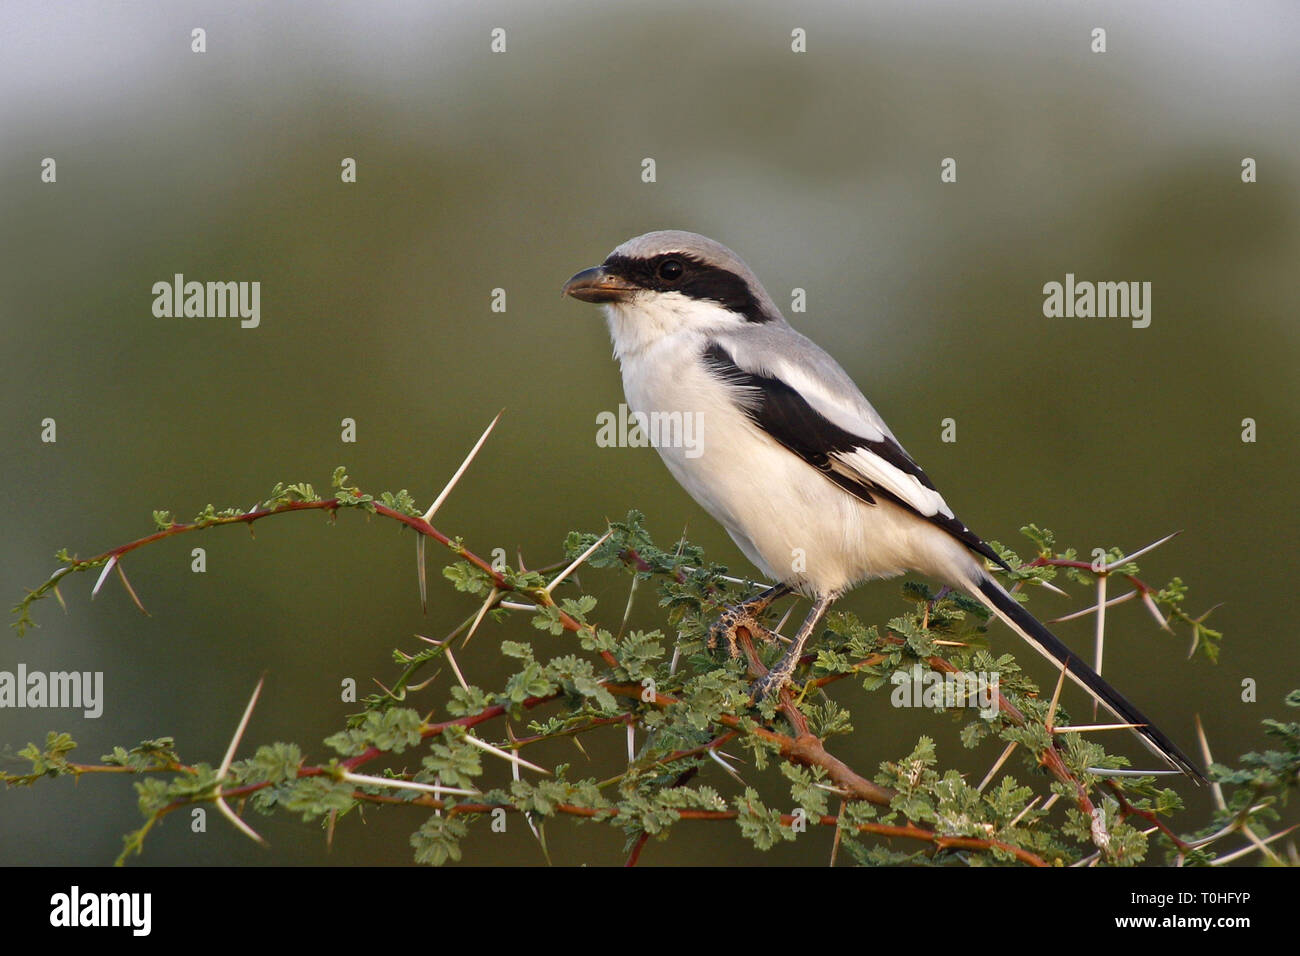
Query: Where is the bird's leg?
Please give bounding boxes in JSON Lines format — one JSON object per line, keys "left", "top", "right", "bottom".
{"left": 708, "top": 583, "right": 792, "bottom": 658}
{"left": 751, "top": 594, "right": 835, "bottom": 701}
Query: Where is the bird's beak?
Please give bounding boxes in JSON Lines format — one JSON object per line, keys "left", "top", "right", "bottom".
{"left": 562, "top": 266, "right": 638, "bottom": 303}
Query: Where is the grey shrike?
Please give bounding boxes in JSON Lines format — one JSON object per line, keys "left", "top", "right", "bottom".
{"left": 563, "top": 229, "right": 1202, "bottom": 780}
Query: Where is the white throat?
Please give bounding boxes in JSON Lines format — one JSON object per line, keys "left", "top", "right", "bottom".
{"left": 602, "top": 293, "right": 753, "bottom": 361}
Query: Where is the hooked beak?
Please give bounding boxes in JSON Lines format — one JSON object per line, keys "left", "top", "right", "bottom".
{"left": 562, "top": 266, "right": 639, "bottom": 303}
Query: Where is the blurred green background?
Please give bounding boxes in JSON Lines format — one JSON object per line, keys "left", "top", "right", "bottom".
{"left": 2, "top": 0, "right": 1297, "bottom": 866}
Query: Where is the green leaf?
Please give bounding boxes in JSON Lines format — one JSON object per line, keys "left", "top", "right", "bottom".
{"left": 411, "top": 813, "right": 471, "bottom": 866}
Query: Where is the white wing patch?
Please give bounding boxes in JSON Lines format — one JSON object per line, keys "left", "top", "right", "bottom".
{"left": 831, "top": 446, "right": 956, "bottom": 520}
{"left": 764, "top": 358, "right": 889, "bottom": 444}
{"left": 728, "top": 342, "right": 958, "bottom": 522}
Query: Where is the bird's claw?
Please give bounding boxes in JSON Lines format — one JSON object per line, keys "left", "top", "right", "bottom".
{"left": 749, "top": 669, "right": 789, "bottom": 702}
{"left": 749, "top": 643, "right": 803, "bottom": 703}
{"left": 708, "top": 606, "right": 776, "bottom": 658}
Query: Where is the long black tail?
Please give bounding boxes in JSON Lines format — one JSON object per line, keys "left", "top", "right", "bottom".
{"left": 966, "top": 574, "right": 1205, "bottom": 782}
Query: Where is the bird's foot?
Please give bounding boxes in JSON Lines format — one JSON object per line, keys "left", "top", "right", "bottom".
{"left": 707, "top": 606, "right": 779, "bottom": 658}
{"left": 750, "top": 645, "right": 805, "bottom": 702}
{"left": 707, "top": 584, "right": 791, "bottom": 657}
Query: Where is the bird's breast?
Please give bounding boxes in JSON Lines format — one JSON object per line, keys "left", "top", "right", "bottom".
{"left": 613, "top": 336, "right": 934, "bottom": 595}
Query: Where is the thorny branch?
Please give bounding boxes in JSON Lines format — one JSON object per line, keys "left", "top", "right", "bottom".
{"left": 8, "top": 423, "right": 1284, "bottom": 867}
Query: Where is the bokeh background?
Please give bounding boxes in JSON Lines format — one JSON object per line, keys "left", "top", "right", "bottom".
{"left": 2, "top": 0, "right": 1297, "bottom": 866}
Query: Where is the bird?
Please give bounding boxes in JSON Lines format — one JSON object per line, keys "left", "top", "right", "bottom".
{"left": 562, "top": 229, "right": 1203, "bottom": 781}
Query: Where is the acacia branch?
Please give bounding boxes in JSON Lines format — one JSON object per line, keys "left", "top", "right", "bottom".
{"left": 16, "top": 470, "right": 1207, "bottom": 867}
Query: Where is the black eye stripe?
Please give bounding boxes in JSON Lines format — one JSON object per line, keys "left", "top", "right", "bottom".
{"left": 601, "top": 253, "right": 773, "bottom": 323}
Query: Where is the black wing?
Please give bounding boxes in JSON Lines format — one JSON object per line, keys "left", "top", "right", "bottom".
{"left": 702, "top": 342, "right": 1010, "bottom": 572}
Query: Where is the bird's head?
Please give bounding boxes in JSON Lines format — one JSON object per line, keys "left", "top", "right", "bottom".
{"left": 563, "top": 230, "right": 785, "bottom": 356}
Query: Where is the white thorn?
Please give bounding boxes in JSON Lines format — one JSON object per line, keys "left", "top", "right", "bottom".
{"left": 1209, "top": 825, "right": 1299, "bottom": 866}
{"left": 1055, "top": 722, "right": 1148, "bottom": 734}
{"left": 1092, "top": 573, "right": 1107, "bottom": 721}
{"left": 341, "top": 770, "right": 479, "bottom": 797}
{"left": 215, "top": 796, "right": 268, "bottom": 846}
{"left": 811, "top": 782, "right": 851, "bottom": 797}
{"left": 443, "top": 646, "right": 470, "bottom": 692}
{"left": 416, "top": 537, "right": 427, "bottom": 612}
{"left": 617, "top": 575, "right": 639, "bottom": 641}
{"left": 547, "top": 528, "right": 613, "bottom": 595}
{"left": 219, "top": 676, "right": 265, "bottom": 780}
{"left": 460, "top": 588, "right": 501, "bottom": 649}
{"left": 462, "top": 733, "right": 550, "bottom": 775}
{"left": 1106, "top": 530, "right": 1182, "bottom": 571}
{"left": 1048, "top": 589, "right": 1137, "bottom": 624}
{"left": 707, "top": 747, "right": 745, "bottom": 784}
{"left": 977, "top": 741, "right": 1018, "bottom": 793}
{"left": 1194, "top": 714, "right": 1227, "bottom": 812}
{"left": 510, "top": 739, "right": 540, "bottom": 841}
{"left": 1033, "top": 577, "right": 1070, "bottom": 597}
{"left": 498, "top": 601, "right": 540, "bottom": 612}
{"left": 1008, "top": 795, "right": 1041, "bottom": 828}
{"left": 422, "top": 410, "right": 503, "bottom": 524}
{"left": 1141, "top": 589, "right": 1173, "bottom": 633}
{"left": 1185, "top": 803, "right": 1275, "bottom": 850}
{"left": 91, "top": 555, "right": 118, "bottom": 598}
{"left": 773, "top": 604, "right": 795, "bottom": 644}
{"left": 1046, "top": 657, "right": 1069, "bottom": 731}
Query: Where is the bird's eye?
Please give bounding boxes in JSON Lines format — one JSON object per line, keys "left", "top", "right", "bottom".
{"left": 657, "top": 258, "right": 684, "bottom": 281}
